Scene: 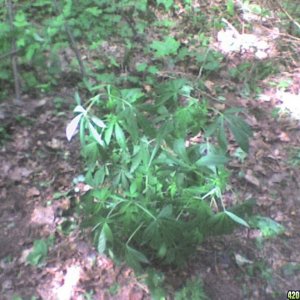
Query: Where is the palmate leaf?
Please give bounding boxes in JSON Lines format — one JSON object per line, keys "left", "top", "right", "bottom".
{"left": 125, "top": 245, "right": 149, "bottom": 272}
{"left": 206, "top": 212, "right": 236, "bottom": 235}
{"left": 156, "top": 79, "right": 186, "bottom": 104}
{"left": 120, "top": 88, "right": 144, "bottom": 103}
{"left": 150, "top": 37, "right": 179, "bottom": 58}
{"left": 143, "top": 221, "right": 158, "bottom": 244}
{"left": 224, "top": 114, "right": 252, "bottom": 152}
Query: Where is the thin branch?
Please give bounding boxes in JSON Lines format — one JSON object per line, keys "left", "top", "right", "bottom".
{"left": 0, "top": 49, "right": 21, "bottom": 60}
{"left": 7, "top": 0, "right": 22, "bottom": 104}
{"left": 272, "top": 0, "right": 300, "bottom": 32}
{"left": 53, "top": 0, "right": 86, "bottom": 78}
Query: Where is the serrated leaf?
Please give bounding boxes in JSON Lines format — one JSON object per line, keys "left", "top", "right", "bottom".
{"left": 227, "top": 121, "right": 249, "bottom": 153}
{"left": 224, "top": 114, "right": 252, "bottom": 152}
{"left": 205, "top": 120, "right": 218, "bottom": 137}
{"left": 217, "top": 117, "right": 228, "bottom": 151}
{"left": 82, "top": 142, "right": 99, "bottom": 166}
{"left": 130, "top": 151, "right": 143, "bottom": 173}
{"left": 123, "top": 109, "right": 139, "bottom": 141}
{"left": 207, "top": 212, "right": 235, "bottom": 235}
{"left": 104, "top": 123, "right": 114, "bottom": 145}
{"left": 173, "top": 139, "right": 189, "bottom": 162}
{"left": 91, "top": 116, "right": 106, "bottom": 128}
{"left": 115, "top": 123, "right": 126, "bottom": 149}
{"left": 249, "top": 216, "right": 285, "bottom": 238}
{"left": 150, "top": 37, "right": 180, "bottom": 58}
{"left": 74, "top": 105, "right": 86, "bottom": 113}
{"left": 121, "top": 88, "right": 144, "bottom": 103}
{"left": 126, "top": 245, "right": 149, "bottom": 264}
{"left": 66, "top": 113, "right": 83, "bottom": 141}
{"left": 196, "top": 153, "right": 228, "bottom": 167}
{"left": 103, "top": 223, "right": 113, "bottom": 241}
{"left": 224, "top": 210, "right": 249, "bottom": 228}
{"left": 93, "top": 167, "right": 105, "bottom": 186}
{"left": 158, "top": 205, "right": 173, "bottom": 218}
{"left": 88, "top": 122, "right": 104, "bottom": 146}
{"left": 230, "top": 115, "right": 252, "bottom": 135}
{"left": 97, "top": 228, "right": 106, "bottom": 253}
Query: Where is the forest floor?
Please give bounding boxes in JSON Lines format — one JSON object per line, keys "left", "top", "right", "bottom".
{"left": 1, "top": 2, "right": 300, "bottom": 300}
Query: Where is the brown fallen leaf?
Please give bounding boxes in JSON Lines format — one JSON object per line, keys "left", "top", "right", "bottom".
{"left": 278, "top": 131, "right": 290, "bottom": 142}
{"left": 9, "top": 167, "right": 32, "bottom": 182}
{"left": 31, "top": 206, "right": 55, "bottom": 226}
{"left": 245, "top": 170, "right": 261, "bottom": 187}
{"left": 26, "top": 187, "right": 40, "bottom": 197}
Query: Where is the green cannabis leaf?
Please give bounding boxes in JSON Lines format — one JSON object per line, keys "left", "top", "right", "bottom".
{"left": 150, "top": 37, "right": 180, "bottom": 58}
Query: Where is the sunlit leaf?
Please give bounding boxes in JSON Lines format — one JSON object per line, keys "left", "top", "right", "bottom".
{"left": 91, "top": 116, "right": 106, "bottom": 128}
{"left": 66, "top": 113, "right": 83, "bottom": 141}
{"left": 88, "top": 122, "right": 105, "bottom": 146}
{"left": 225, "top": 210, "right": 249, "bottom": 228}
{"left": 74, "top": 105, "right": 86, "bottom": 113}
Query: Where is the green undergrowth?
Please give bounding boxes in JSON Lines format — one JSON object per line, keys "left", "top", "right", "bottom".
{"left": 66, "top": 80, "right": 253, "bottom": 282}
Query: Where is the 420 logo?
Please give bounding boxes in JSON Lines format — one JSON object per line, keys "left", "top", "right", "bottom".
{"left": 287, "top": 290, "right": 300, "bottom": 300}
